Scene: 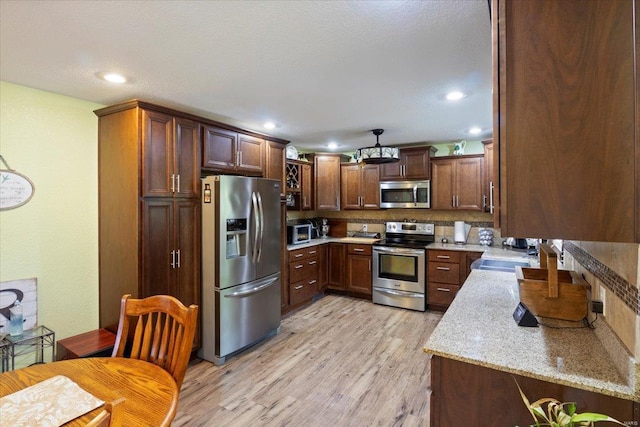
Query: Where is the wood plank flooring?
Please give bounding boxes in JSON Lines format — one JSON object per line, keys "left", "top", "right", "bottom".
{"left": 173, "top": 295, "right": 443, "bottom": 427}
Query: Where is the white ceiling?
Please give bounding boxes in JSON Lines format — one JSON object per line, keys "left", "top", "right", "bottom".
{"left": 0, "top": 0, "right": 492, "bottom": 153}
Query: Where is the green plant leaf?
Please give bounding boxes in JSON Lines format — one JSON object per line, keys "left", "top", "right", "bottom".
{"left": 571, "top": 412, "right": 626, "bottom": 425}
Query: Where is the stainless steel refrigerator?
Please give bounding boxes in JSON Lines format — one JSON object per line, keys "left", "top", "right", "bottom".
{"left": 199, "top": 175, "right": 281, "bottom": 365}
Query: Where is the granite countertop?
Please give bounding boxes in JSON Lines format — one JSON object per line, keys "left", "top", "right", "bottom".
{"left": 423, "top": 269, "right": 638, "bottom": 401}
{"left": 287, "top": 237, "right": 379, "bottom": 250}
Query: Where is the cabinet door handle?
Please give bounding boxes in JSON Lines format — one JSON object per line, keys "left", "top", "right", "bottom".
{"left": 483, "top": 195, "right": 487, "bottom": 210}
{"left": 295, "top": 264, "right": 304, "bottom": 269}
{"left": 452, "top": 195, "right": 456, "bottom": 208}
{"left": 489, "top": 181, "right": 495, "bottom": 214}
{"left": 170, "top": 250, "right": 176, "bottom": 268}
{"left": 294, "top": 285, "right": 304, "bottom": 290}
{"left": 171, "top": 174, "right": 176, "bottom": 193}
{"left": 303, "top": 196, "right": 307, "bottom": 206}
{"left": 436, "top": 267, "right": 450, "bottom": 271}
{"left": 436, "top": 287, "right": 451, "bottom": 292}
{"left": 238, "top": 151, "right": 242, "bottom": 166}
{"left": 176, "top": 174, "right": 181, "bottom": 193}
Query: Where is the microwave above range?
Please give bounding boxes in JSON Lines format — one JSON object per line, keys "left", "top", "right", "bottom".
{"left": 379, "top": 180, "right": 430, "bottom": 209}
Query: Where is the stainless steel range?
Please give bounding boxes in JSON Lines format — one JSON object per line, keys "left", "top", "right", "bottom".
{"left": 372, "top": 221, "right": 435, "bottom": 311}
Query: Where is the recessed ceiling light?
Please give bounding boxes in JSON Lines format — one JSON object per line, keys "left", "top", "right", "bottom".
{"left": 263, "top": 122, "right": 276, "bottom": 130}
{"left": 102, "top": 73, "right": 126, "bottom": 84}
{"left": 446, "top": 91, "right": 465, "bottom": 101}
{"left": 327, "top": 142, "right": 338, "bottom": 150}
{"left": 469, "top": 127, "right": 482, "bottom": 135}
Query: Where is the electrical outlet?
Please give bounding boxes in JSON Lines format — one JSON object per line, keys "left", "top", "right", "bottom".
{"left": 591, "top": 300, "right": 603, "bottom": 314}
{"left": 599, "top": 287, "right": 606, "bottom": 316}
{"left": 362, "top": 224, "right": 367, "bottom": 232}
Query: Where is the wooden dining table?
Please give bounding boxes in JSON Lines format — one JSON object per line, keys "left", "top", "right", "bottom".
{"left": 0, "top": 357, "right": 179, "bottom": 426}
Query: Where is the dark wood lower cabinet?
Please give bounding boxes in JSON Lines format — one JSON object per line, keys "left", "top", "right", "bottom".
{"left": 430, "top": 356, "right": 639, "bottom": 427}
{"left": 328, "top": 243, "right": 347, "bottom": 290}
{"left": 346, "top": 244, "right": 372, "bottom": 296}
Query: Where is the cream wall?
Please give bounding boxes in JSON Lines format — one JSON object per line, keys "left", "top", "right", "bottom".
{"left": 0, "top": 81, "right": 103, "bottom": 341}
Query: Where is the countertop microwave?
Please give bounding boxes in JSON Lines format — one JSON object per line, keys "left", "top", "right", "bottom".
{"left": 287, "top": 224, "right": 312, "bottom": 245}
{"left": 379, "top": 181, "right": 430, "bottom": 209}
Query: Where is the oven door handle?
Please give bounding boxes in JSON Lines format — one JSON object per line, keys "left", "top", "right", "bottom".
{"left": 374, "top": 247, "right": 424, "bottom": 256}
{"left": 374, "top": 288, "right": 423, "bottom": 298}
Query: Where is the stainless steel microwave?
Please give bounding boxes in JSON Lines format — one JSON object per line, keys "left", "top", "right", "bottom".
{"left": 287, "top": 224, "right": 312, "bottom": 245}
{"left": 379, "top": 181, "right": 430, "bottom": 208}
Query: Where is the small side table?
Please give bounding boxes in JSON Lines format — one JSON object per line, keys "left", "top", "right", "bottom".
{"left": 4, "top": 325, "right": 55, "bottom": 371}
{"left": 57, "top": 328, "right": 116, "bottom": 360}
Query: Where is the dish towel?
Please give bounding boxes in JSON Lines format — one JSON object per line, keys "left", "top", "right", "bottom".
{"left": 0, "top": 375, "right": 104, "bottom": 426}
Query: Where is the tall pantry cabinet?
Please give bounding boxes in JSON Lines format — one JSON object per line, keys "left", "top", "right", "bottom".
{"left": 95, "top": 101, "right": 201, "bottom": 343}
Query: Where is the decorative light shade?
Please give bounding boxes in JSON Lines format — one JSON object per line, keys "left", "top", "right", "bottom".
{"left": 354, "top": 129, "right": 400, "bottom": 165}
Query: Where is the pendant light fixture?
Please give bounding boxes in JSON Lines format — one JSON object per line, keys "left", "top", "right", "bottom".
{"left": 354, "top": 129, "right": 400, "bottom": 165}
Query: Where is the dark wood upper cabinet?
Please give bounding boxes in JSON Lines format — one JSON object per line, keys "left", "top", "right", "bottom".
{"left": 202, "top": 125, "right": 264, "bottom": 175}
{"left": 142, "top": 111, "right": 201, "bottom": 198}
{"left": 312, "top": 154, "right": 343, "bottom": 211}
{"left": 379, "top": 146, "right": 436, "bottom": 181}
{"left": 265, "top": 140, "right": 286, "bottom": 197}
{"left": 494, "top": 0, "right": 639, "bottom": 242}
{"left": 482, "top": 140, "right": 495, "bottom": 214}
{"left": 431, "top": 156, "right": 483, "bottom": 211}
{"left": 341, "top": 164, "right": 380, "bottom": 210}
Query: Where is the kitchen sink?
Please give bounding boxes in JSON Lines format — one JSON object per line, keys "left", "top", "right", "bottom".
{"left": 470, "top": 258, "right": 530, "bottom": 272}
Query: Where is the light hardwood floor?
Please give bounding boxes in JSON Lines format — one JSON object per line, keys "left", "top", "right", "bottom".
{"left": 173, "top": 295, "right": 443, "bottom": 427}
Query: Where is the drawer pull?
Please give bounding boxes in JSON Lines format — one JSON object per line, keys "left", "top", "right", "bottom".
{"left": 436, "top": 287, "right": 451, "bottom": 292}
{"left": 308, "top": 280, "right": 317, "bottom": 285}
{"left": 354, "top": 248, "right": 365, "bottom": 252}
{"left": 295, "top": 253, "right": 303, "bottom": 258}
{"left": 308, "top": 260, "right": 317, "bottom": 265}
{"left": 294, "top": 285, "right": 304, "bottom": 290}
{"left": 436, "top": 255, "right": 450, "bottom": 259}
{"left": 436, "top": 267, "right": 450, "bottom": 271}
{"left": 294, "top": 264, "right": 304, "bottom": 269}
{"left": 308, "top": 250, "right": 317, "bottom": 255}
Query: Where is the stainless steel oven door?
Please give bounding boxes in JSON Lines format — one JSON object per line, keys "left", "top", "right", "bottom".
{"left": 372, "top": 246, "right": 426, "bottom": 293}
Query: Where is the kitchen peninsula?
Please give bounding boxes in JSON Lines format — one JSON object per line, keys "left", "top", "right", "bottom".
{"left": 424, "top": 269, "right": 639, "bottom": 426}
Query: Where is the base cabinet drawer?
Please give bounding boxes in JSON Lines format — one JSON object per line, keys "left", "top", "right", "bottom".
{"left": 428, "top": 283, "right": 461, "bottom": 307}
{"left": 289, "top": 258, "right": 318, "bottom": 283}
{"left": 428, "top": 262, "right": 461, "bottom": 284}
{"left": 289, "top": 278, "right": 319, "bottom": 305}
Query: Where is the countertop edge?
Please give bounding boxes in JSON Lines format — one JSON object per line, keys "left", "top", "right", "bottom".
{"left": 423, "top": 347, "right": 638, "bottom": 402}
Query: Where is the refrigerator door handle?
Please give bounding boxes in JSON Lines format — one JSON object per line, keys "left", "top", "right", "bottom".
{"left": 224, "top": 275, "right": 279, "bottom": 298}
{"left": 251, "top": 191, "right": 260, "bottom": 264}
{"left": 256, "top": 191, "right": 264, "bottom": 263}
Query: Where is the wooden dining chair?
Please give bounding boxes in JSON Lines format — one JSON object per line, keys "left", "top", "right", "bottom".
{"left": 85, "top": 397, "right": 126, "bottom": 427}
{"left": 112, "top": 294, "right": 198, "bottom": 389}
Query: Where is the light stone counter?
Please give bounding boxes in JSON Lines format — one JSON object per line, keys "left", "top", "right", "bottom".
{"left": 424, "top": 269, "right": 639, "bottom": 401}
{"left": 287, "top": 237, "right": 379, "bottom": 251}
